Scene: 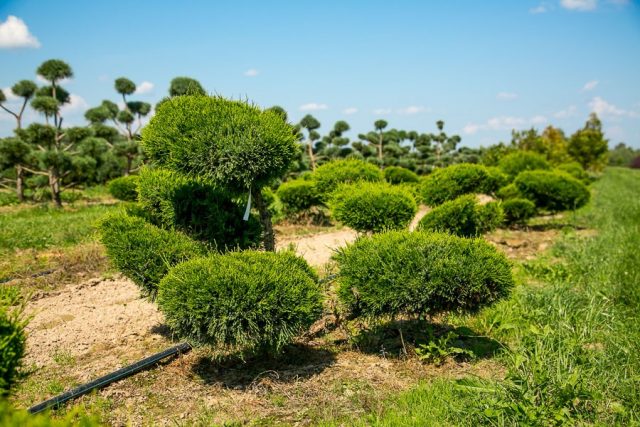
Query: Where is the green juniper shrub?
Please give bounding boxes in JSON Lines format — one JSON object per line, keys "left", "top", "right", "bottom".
{"left": 420, "top": 163, "right": 498, "bottom": 206}
{"left": 276, "top": 179, "right": 322, "bottom": 215}
{"left": 137, "top": 167, "right": 262, "bottom": 250}
{"left": 107, "top": 175, "right": 139, "bottom": 201}
{"left": 556, "top": 161, "right": 590, "bottom": 184}
{"left": 329, "top": 182, "right": 417, "bottom": 233}
{"left": 261, "top": 186, "right": 285, "bottom": 224}
{"left": 486, "top": 166, "right": 510, "bottom": 191}
{"left": 97, "top": 212, "right": 208, "bottom": 298}
{"left": 157, "top": 250, "right": 323, "bottom": 355}
{"left": 417, "top": 195, "right": 503, "bottom": 237}
{"left": 498, "top": 151, "right": 550, "bottom": 181}
{"left": 384, "top": 166, "right": 420, "bottom": 184}
{"left": 514, "top": 170, "right": 590, "bottom": 212}
{"left": 502, "top": 198, "right": 537, "bottom": 226}
{"left": 0, "top": 287, "right": 25, "bottom": 396}
{"left": 496, "top": 183, "right": 522, "bottom": 200}
{"left": 312, "top": 159, "right": 383, "bottom": 200}
{"left": 334, "top": 231, "right": 513, "bottom": 319}
{"left": 0, "top": 401, "right": 100, "bottom": 426}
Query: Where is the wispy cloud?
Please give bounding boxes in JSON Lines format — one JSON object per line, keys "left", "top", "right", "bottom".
{"left": 582, "top": 80, "right": 599, "bottom": 91}
{"left": 397, "top": 105, "right": 429, "bottom": 115}
{"left": 60, "top": 94, "right": 88, "bottom": 115}
{"left": 560, "top": 0, "right": 597, "bottom": 11}
{"left": 244, "top": 69, "right": 259, "bottom": 77}
{"left": 299, "top": 103, "right": 328, "bottom": 111}
{"left": 589, "top": 96, "right": 639, "bottom": 118}
{"left": 0, "top": 16, "right": 40, "bottom": 49}
{"left": 373, "top": 108, "right": 392, "bottom": 115}
{"left": 497, "top": 92, "right": 518, "bottom": 101}
{"left": 134, "top": 81, "right": 154, "bottom": 95}
{"left": 529, "top": 4, "right": 548, "bottom": 13}
{"left": 554, "top": 105, "right": 578, "bottom": 119}
{"left": 1, "top": 87, "right": 19, "bottom": 101}
{"left": 342, "top": 107, "right": 358, "bottom": 115}
{"left": 463, "top": 115, "right": 548, "bottom": 134}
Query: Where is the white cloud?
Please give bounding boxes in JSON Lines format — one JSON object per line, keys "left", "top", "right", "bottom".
{"left": 1, "top": 87, "right": 19, "bottom": 101}
{"left": 373, "top": 108, "right": 392, "bottom": 115}
{"left": 582, "top": 80, "right": 599, "bottom": 91}
{"left": 134, "top": 81, "right": 154, "bottom": 95}
{"left": 497, "top": 92, "right": 518, "bottom": 100}
{"left": 343, "top": 107, "right": 358, "bottom": 115}
{"left": 397, "top": 105, "right": 428, "bottom": 115}
{"left": 244, "top": 69, "right": 259, "bottom": 77}
{"left": 530, "top": 5, "right": 548, "bottom": 13}
{"left": 554, "top": 105, "right": 578, "bottom": 119}
{"left": 0, "top": 16, "right": 40, "bottom": 49}
{"left": 588, "top": 96, "right": 639, "bottom": 118}
{"left": 560, "top": 0, "right": 597, "bottom": 11}
{"left": 60, "top": 94, "right": 88, "bottom": 115}
{"left": 299, "top": 103, "right": 328, "bottom": 111}
{"left": 463, "top": 115, "right": 547, "bottom": 134}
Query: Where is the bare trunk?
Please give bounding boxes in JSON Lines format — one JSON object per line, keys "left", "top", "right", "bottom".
{"left": 307, "top": 141, "right": 316, "bottom": 171}
{"left": 16, "top": 165, "right": 24, "bottom": 203}
{"left": 49, "top": 170, "right": 62, "bottom": 208}
{"left": 377, "top": 133, "right": 384, "bottom": 167}
{"left": 252, "top": 188, "right": 275, "bottom": 252}
{"left": 125, "top": 155, "right": 132, "bottom": 176}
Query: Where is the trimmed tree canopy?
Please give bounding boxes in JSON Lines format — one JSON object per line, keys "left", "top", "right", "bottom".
{"left": 36, "top": 59, "right": 73, "bottom": 83}
{"left": 169, "top": 77, "right": 205, "bottom": 96}
{"left": 115, "top": 77, "right": 136, "bottom": 96}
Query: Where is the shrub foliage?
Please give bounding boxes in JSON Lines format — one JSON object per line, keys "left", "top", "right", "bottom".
{"left": 514, "top": 170, "right": 590, "bottom": 212}
{"left": 312, "top": 159, "right": 383, "bottom": 199}
{"left": 107, "top": 175, "right": 139, "bottom": 201}
{"left": 384, "top": 166, "right": 420, "bottom": 184}
{"left": 556, "top": 162, "right": 590, "bottom": 184}
{"left": 418, "top": 195, "right": 503, "bottom": 237}
{"left": 334, "top": 231, "right": 514, "bottom": 319}
{"left": 502, "top": 198, "right": 537, "bottom": 225}
{"left": 276, "top": 179, "right": 321, "bottom": 214}
{"left": 420, "top": 163, "right": 500, "bottom": 206}
{"left": 157, "top": 251, "right": 323, "bottom": 354}
{"left": 0, "top": 287, "right": 25, "bottom": 396}
{"left": 498, "top": 151, "right": 550, "bottom": 180}
{"left": 329, "top": 182, "right": 417, "bottom": 233}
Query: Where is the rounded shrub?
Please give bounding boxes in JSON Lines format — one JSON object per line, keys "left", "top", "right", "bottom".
{"left": 334, "top": 231, "right": 513, "bottom": 319}
{"left": 502, "top": 198, "right": 537, "bottom": 226}
{"left": 514, "top": 170, "right": 590, "bottom": 212}
{"left": 498, "top": 151, "right": 550, "bottom": 180}
{"left": 486, "top": 166, "right": 510, "bottom": 191}
{"left": 420, "top": 163, "right": 497, "bottom": 206}
{"left": 276, "top": 179, "right": 321, "bottom": 215}
{"left": 417, "top": 195, "right": 503, "bottom": 237}
{"left": 0, "top": 288, "right": 25, "bottom": 396}
{"left": 384, "top": 166, "right": 420, "bottom": 184}
{"left": 97, "top": 212, "right": 208, "bottom": 298}
{"left": 107, "top": 175, "right": 139, "bottom": 201}
{"left": 556, "top": 162, "right": 590, "bottom": 184}
{"left": 312, "top": 159, "right": 383, "bottom": 199}
{"left": 496, "top": 183, "right": 522, "bottom": 200}
{"left": 329, "top": 182, "right": 417, "bottom": 233}
{"left": 137, "top": 167, "right": 262, "bottom": 250}
{"left": 157, "top": 251, "right": 323, "bottom": 355}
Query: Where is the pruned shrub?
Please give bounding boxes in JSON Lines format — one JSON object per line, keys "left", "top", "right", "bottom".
{"left": 556, "top": 162, "right": 590, "bottom": 184}
{"left": 329, "top": 182, "right": 417, "bottom": 233}
{"left": 137, "top": 167, "right": 262, "bottom": 250}
{"left": 97, "top": 212, "right": 207, "bottom": 298}
{"left": 486, "top": 166, "right": 510, "bottom": 190}
{"left": 157, "top": 251, "right": 323, "bottom": 355}
{"left": 276, "top": 179, "right": 322, "bottom": 215}
{"left": 418, "top": 195, "right": 503, "bottom": 237}
{"left": 334, "top": 231, "right": 513, "bottom": 319}
{"left": 502, "top": 198, "right": 537, "bottom": 226}
{"left": 514, "top": 170, "right": 590, "bottom": 212}
{"left": 0, "top": 287, "right": 25, "bottom": 396}
{"left": 420, "top": 163, "right": 498, "bottom": 206}
{"left": 107, "top": 175, "right": 139, "bottom": 201}
{"left": 384, "top": 166, "right": 419, "bottom": 184}
{"left": 498, "top": 151, "right": 550, "bottom": 180}
{"left": 312, "top": 159, "right": 383, "bottom": 199}
{"left": 496, "top": 183, "right": 522, "bottom": 200}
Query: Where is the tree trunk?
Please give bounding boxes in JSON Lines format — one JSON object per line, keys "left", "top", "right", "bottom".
{"left": 125, "top": 155, "right": 132, "bottom": 176}
{"left": 377, "top": 133, "right": 384, "bottom": 167}
{"left": 307, "top": 141, "right": 316, "bottom": 171}
{"left": 49, "top": 171, "right": 62, "bottom": 208}
{"left": 252, "top": 187, "right": 275, "bottom": 252}
{"left": 16, "top": 165, "right": 24, "bottom": 203}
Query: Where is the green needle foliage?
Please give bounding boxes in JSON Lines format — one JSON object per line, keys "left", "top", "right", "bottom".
{"left": 420, "top": 163, "right": 502, "bottom": 206}
{"left": 276, "top": 179, "right": 321, "bottom": 215}
{"left": 418, "top": 194, "right": 503, "bottom": 237}
{"left": 334, "top": 230, "right": 514, "bottom": 319}
{"left": 168, "top": 77, "right": 206, "bottom": 97}
{"left": 514, "top": 170, "right": 590, "bottom": 212}
{"left": 107, "top": 175, "right": 139, "bottom": 201}
{"left": 157, "top": 250, "right": 323, "bottom": 355}
{"left": 384, "top": 166, "right": 420, "bottom": 184}
{"left": 502, "top": 198, "right": 537, "bottom": 226}
{"left": 329, "top": 182, "right": 417, "bottom": 233}
{"left": 0, "top": 287, "right": 26, "bottom": 396}
{"left": 498, "top": 151, "right": 551, "bottom": 181}
{"left": 312, "top": 158, "right": 384, "bottom": 200}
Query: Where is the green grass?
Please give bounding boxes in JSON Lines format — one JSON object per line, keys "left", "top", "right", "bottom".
{"left": 327, "top": 167, "right": 640, "bottom": 426}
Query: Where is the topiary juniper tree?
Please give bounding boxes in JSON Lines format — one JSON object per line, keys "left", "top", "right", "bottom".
{"left": 0, "top": 80, "right": 38, "bottom": 130}
{"left": 34, "top": 59, "right": 73, "bottom": 130}
{"left": 299, "top": 114, "right": 321, "bottom": 170}
{"left": 142, "top": 95, "right": 298, "bottom": 251}
{"left": 0, "top": 137, "right": 32, "bottom": 202}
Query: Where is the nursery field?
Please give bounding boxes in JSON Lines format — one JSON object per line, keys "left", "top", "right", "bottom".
{"left": 0, "top": 167, "right": 637, "bottom": 425}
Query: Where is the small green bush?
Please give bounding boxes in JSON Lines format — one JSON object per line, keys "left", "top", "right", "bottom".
{"left": 0, "top": 402, "right": 99, "bottom": 426}
{"left": 486, "top": 166, "right": 510, "bottom": 190}
{"left": 312, "top": 159, "right": 383, "bottom": 199}
{"left": 137, "top": 167, "right": 262, "bottom": 250}
{"left": 420, "top": 164, "right": 498, "bottom": 206}
{"left": 334, "top": 231, "right": 513, "bottom": 319}
{"left": 502, "top": 198, "right": 537, "bottom": 225}
{"left": 97, "top": 212, "right": 207, "bottom": 298}
{"left": 418, "top": 195, "right": 503, "bottom": 237}
{"left": 107, "top": 175, "right": 139, "bottom": 201}
{"left": 0, "top": 192, "right": 19, "bottom": 207}
{"left": 514, "top": 170, "right": 590, "bottom": 212}
{"left": 329, "top": 182, "right": 417, "bottom": 233}
{"left": 276, "top": 179, "right": 322, "bottom": 214}
{"left": 0, "top": 287, "right": 25, "bottom": 396}
{"left": 157, "top": 251, "right": 323, "bottom": 355}
{"left": 556, "top": 162, "right": 590, "bottom": 184}
{"left": 496, "top": 183, "right": 522, "bottom": 200}
{"left": 498, "top": 151, "right": 550, "bottom": 180}
{"left": 384, "top": 166, "right": 420, "bottom": 184}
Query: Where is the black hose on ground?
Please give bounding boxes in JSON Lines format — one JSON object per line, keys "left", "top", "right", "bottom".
{"left": 28, "top": 342, "right": 191, "bottom": 414}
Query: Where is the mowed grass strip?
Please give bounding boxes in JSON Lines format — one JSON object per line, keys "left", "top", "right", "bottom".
{"left": 327, "top": 167, "right": 640, "bottom": 426}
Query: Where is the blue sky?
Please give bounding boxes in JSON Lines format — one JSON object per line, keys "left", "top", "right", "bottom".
{"left": 1, "top": 0, "right": 639, "bottom": 147}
